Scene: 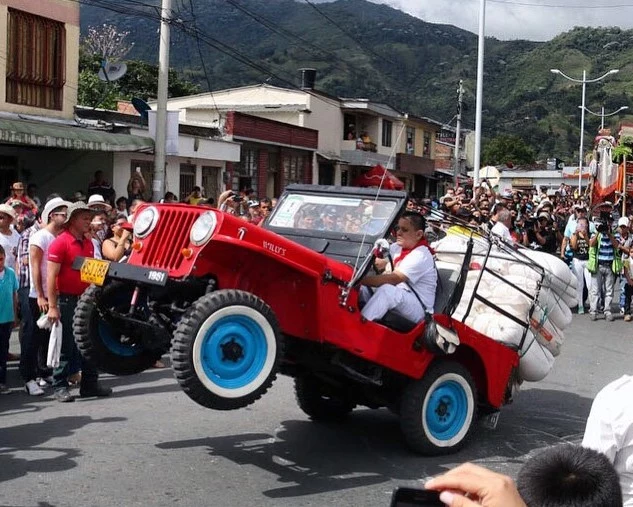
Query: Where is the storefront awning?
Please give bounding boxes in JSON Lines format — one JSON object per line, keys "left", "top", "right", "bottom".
{"left": 0, "top": 117, "right": 155, "bottom": 152}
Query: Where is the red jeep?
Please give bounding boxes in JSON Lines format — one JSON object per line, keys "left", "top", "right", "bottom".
{"left": 73, "top": 185, "right": 519, "bottom": 455}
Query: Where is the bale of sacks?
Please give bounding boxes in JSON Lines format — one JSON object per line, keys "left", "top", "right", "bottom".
{"left": 434, "top": 235, "right": 575, "bottom": 382}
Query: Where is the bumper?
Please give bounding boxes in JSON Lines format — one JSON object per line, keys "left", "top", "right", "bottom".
{"left": 72, "top": 257, "right": 168, "bottom": 287}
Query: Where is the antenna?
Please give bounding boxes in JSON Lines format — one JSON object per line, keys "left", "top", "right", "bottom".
{"left": 132, "top": 97, "right": 152, "bottom": 124}
{"left": 98, "top": 61, "right": 128, "bottom": 82}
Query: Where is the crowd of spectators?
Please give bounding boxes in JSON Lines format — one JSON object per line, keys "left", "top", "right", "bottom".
{"left": 0, "top": 170, "right": 276, "bottom": 399}
{"left": 409, "top": 182, "right": 633, "bottom": 320}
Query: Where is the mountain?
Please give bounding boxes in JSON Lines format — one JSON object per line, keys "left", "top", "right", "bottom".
{"left": 79, "top": 0, "right": 633, "bottom": 161}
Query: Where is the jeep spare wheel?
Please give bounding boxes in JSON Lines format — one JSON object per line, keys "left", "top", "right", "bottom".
{"left": 400, "top": 361, "right": 477, "bottom": 455}
{"left": 73, "top": 283, "right": 168, "bottom": 375}
{"left": 171, "top": 289, "right": 283, "bottom": 410}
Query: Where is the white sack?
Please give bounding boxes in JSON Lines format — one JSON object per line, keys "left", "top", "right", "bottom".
{"left": 47, "top": 321, "right": 62, "bottom": 369}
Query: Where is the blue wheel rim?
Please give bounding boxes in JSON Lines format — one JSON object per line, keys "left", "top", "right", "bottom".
{"left": 98, "top": 320, "right": 141, "bottom": 357}
{"left": 199, "top": 314, "right": 268, "bottom": 389}
{"left": 425, "top": 380, "right": 469, "bottom": 441}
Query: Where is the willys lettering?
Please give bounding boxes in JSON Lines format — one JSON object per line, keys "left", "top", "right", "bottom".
{"left": 263, "top": 241, "right": 286, "bottom": 257}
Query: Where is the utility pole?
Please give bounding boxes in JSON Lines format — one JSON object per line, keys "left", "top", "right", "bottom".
{"left": 453, "top": 80, "right": 464, "bottom": 188}
{"left": 153, "top": 0, "right": 172, "bottom": 202}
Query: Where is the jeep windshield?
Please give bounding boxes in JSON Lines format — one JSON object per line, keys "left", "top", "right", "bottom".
{"left": 265, "top": 185, "right": 407, "bottom": 265}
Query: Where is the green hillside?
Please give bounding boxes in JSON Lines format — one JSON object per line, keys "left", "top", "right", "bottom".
{"left": 80, "top": 0, "right": 633, "bottom": 162}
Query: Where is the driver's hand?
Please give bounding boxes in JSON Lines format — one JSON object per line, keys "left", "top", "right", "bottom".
{"left": 374, "top": 258, "right": 388, "bottom": 272}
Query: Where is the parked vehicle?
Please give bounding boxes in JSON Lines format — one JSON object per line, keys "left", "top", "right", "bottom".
{"left": 73, "top": 185, "right": 524, "bottom": 455}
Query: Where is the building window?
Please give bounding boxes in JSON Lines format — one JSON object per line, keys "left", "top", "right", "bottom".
{"left": 423, "top": 131, "right": 431, "bottom": 157}
{"left": 283, "top": 152, "right": 308, "bottom": 186}
{"left": 6, "top": 9, "right": 66, "bottom": 110}
{"left": 236, "top": 148, "right": 258, "bottom": 194}
{"left": 406, "top": 127, "right": 415, "bottom": 155}
{"left": 382, "top": 120, "right": 392, "bottom": 147}
{"left": 179, "top": 164, "right": 196, "bottom": 202}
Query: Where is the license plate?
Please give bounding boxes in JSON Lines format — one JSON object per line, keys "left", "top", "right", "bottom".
{"left": 80, "top": 258, "right": 110, "bottom": 286}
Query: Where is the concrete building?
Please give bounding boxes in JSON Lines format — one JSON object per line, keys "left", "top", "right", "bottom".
{"left": 160, "top": 72, "right": 441, "bottom": 196}
{"left": 0, "top": 0, "right": 79, "bottom": 120}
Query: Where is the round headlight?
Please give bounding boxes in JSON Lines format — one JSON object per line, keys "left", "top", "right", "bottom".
{"left": 190, "top": 211, "right": 217, "bottom": 246}
{"left": 134, "top": 206, "right": 159, "bottom": 238}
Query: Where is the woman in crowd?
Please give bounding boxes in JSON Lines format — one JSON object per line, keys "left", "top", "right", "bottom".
{"left": 570, "top": 216, "right": 591, "bottom": 314}
{"left": 127, "top": 169, "right": 147, "bottom": 205}
{"left": 102, "top": 215, "right": 132, "bottom": 262}
{"left": 5, "top": 182, "right": 37, "bottom": 214}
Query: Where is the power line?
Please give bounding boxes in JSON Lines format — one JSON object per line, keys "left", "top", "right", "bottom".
{"left": 187, "top": 0, "right": 219, "bottom": 113}
{"left": 302, "top": 0, "right": 396, "bottom": 66}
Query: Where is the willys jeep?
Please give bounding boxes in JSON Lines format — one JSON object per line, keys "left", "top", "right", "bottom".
{"left": 72, "top": 185, "right": 519, "bottom": 455}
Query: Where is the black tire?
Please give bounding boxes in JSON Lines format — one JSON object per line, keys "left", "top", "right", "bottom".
{"left": 294, "top": 375, "right": 356, "bottom": 422}
{"left": 73, "top": 283, "right": 165, "bottom": 376}
{"left": 171, "top": 289, "right": 283, "bottom": 410}
{"left": 400, "top": 361, "right": 477, "bottom": 455}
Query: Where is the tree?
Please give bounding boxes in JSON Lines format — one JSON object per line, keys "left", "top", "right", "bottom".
{"left": 77, "top": 51, "right": 201, "bottom": 109}
{"left": 482, "top": 135, "right": 536, "bottom": 166}
{"left": 82, "top": 24, "right": 134, "bottom": 61}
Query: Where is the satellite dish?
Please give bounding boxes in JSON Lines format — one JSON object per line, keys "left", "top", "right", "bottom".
{"left": 98, "top": 61, "right": 128, "bottom": 82}
{"left": 132, "top": 97, "right": 152, "bottom": 123}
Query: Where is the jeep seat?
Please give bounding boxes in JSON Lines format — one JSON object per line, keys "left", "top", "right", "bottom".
{"left": 378, "top": 311, "right": 418, "bottom": 333}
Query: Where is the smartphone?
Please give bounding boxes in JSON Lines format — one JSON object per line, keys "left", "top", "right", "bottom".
{"left": 391, "top": 487, "right": 444, "bottom": 507}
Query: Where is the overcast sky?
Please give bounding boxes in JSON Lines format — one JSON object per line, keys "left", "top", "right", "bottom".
{"left": 367, "top": 0, "right": 633, "bottom": 41}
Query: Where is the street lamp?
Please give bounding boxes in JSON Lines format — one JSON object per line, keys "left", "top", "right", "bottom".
{"left": 579, "top": 105, "right": 628, "bottom": 130}
{"left": 550, "top": 68, "right": 619, "bottom": 193}
{"left": 473, "top": 0, "right": 486, "bottom": 188}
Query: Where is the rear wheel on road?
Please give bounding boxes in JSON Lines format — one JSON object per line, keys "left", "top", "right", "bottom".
{"left": 294, "top": 375, "right": 356, "bottom": 421}
{"left": 400, "top": 361, "right": 477, "bottom": 455}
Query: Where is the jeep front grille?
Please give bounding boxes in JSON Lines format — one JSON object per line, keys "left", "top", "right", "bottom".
{"left": 140, "top": 208, "right": 199, "bottom": 270}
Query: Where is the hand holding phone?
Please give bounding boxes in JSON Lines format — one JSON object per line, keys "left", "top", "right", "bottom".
{"left": 391, "top": 487, "right": 443, "bottom": 506}
{"left": 424, "top": 463, "right": 527, "bottom": 507}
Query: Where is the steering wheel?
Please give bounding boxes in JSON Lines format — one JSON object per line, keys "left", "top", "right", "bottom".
{"left": 347, "top": 238, "right": 391, "bottom": 289}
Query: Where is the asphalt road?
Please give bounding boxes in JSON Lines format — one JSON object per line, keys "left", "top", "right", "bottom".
{"left": 1, "top": 314, "right": 632, "bottom": 507}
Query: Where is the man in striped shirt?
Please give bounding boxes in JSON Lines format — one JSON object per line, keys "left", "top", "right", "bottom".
{"left": 589, "top": 217, "right": 620, "bottom": 321}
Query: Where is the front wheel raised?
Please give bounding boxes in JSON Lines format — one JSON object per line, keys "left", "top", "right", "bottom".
{"left": 73, "top": 283, "right": 165, "bottom": 376}
{"left": 400, "top": 361, "right": 477, "bottom": 455}
{"left": 171, "top": 290, "right": 282, "bottom": 410}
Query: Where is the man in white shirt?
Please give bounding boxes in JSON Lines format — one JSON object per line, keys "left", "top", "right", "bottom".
{"left": 0, "top": 204, "right": 21, "bottom": 271}
{"left": 22, "top": 198, "right": 70, "bottom": 396}
{"left": 490, "top": 208, "right": 513, "bottom": 242}
{"left": 361, "top": 212, "right": 437, "bottom": 323}
{"left": 582, "top": 375, "right": 633, "bottom": 505}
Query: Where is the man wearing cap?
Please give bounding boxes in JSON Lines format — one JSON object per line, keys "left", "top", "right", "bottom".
{"left": 0, "top": 204, "right": 20, "bottom": 272}
{"left": 247, "top": 200, "right": 262, "bottom": 225}
{"left": 534, "top": 212, "right": 557, "bottom": 254}
{"left": 87, "top": 194, "right": 113, "bottom": 213}
{"left": 22, "top": 197, "right": 71, "bottom": 396}
{"left": 46, "top": 202, "right": 111, "bottom": 402}
{"left": 588, "top": 214, "right": 620, "bottom": 321}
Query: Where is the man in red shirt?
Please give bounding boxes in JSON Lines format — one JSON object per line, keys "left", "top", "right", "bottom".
{"left": 46, "top": 202, "right": 112, "bottom": 402}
